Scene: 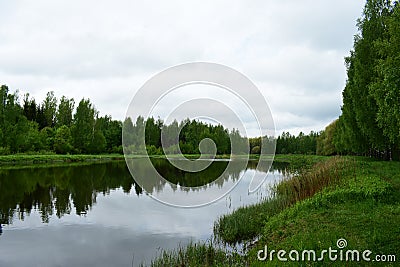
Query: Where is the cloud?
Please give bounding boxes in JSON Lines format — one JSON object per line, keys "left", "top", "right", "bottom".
{"left": 0, "top": 0, "right": 365, "bottom": 135}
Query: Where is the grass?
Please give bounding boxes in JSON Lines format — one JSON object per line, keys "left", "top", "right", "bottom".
{"left": 272, "top": 154, "right": 330, "bottom": 170}
{"left": 248, "top": 174, "right": 398, "bottom": 266}
{"left": 149, "top": 156, "right": 400, "bottom": 266}
{"left": 0, "top": 152, "right": 325, "bottom": 168}
{"left": 0, "top": 153, "right": 126, "bottom": 165}
{"left": 0, "top": 152, "right": 250, "bottom": 167}
{"left": 144, "top": 242, "right": 246, "bottom": 267}
{"left": 274, "top": 156, "right": 355, "bottom": 205}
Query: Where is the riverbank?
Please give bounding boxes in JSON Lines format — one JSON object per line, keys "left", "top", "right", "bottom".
{"left": 0, "top": 152, "right": 325, "bottom": 167}
{"left": 0, "top": 154, "right": 126, "bottom": 166}
{"left": 148, "top": 156, "right": 400, "bottom": 266}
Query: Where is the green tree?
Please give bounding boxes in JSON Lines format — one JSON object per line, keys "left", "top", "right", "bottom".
{"left": 337, "top": 0, "right": 398, "bottom": 159}
{"left": 23, "top": 93, "right": 38, "bottom": 122}
{"left": 0, "top": 85, "right": 9, "bottom": 149}
{"left": 251, "top": 145, "right": 261, "bottom": 154}
{"left": 97, "top": 116, "right": 122, "bottom": 153}
{"left": 40, "top": 127, "right": 55, "bottom": 151}
{"left": 122, "top": 117, "right": 135, "bottom": 151}
{"left": 134, "top": 116, "right": 145, "bottom": 149}
{"left": 317, "top": 120, "right": 338, "bottom": 156}
{"left": 71, "top": 99, "right": 96, "bottom": 153}
{"left": 42, "top": 91, "right": 57, "bottom": 128}
{"left": 54, "top": 125, "right": 73, "bottom": 154}
{"left": 88, "top": 120, "right": 106, "bottom": 154}
{"left": 56, "top": 96, "right": 75, "bottom": 127}
{"left": 372, "top": 2, "right": 400, "bottom": 159}
{"left": 145, "top": 117, "right": 161, "bottom": 148}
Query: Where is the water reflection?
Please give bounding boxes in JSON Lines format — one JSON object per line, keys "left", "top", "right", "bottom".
{"left": 0, "top": 161, "right": 140, "bottom": 224}
{"left": 0, "top": 159, "right": 287, "bottom": 225}
{"left": 0, "top": 159, "right": 289, "bottom": 266}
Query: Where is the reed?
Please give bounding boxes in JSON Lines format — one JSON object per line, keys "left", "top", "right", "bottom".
{"left": 145, "top": 241, "right": 245, "bottom": 267}
{"left": 276, "top": 156, "right": 355, "bottom": 205}
{"left": 214, "top": 156, "right": 355, "bottom": 245}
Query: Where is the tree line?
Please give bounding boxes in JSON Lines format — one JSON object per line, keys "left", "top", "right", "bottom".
{"left": 318, "top": 0, "right": 400, "bottom": 160}
{"left": 0, "top": 85, "right": 320, "bottom": 156}
{"left": 0, "top": 85, "right": 122, "bottom": 154}
{"left": 123, "top": 115, "right": 321, "bottom": 156}
{"left": 123, "top": 116, "right": 255, "bottom": 155}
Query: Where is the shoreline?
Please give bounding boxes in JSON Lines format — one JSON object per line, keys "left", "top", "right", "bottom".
{"left": 0, "top": 153, "right": 327, "bottom": 167}
{"left": 0, "top": 153, "right": 268, "bottom": 168}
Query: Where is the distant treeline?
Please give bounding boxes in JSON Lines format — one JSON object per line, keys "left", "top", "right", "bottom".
{"left": 0, "top": 84, "right": 320, "bottom": 156}
{"left": 124, "top": 116, "right": 320, "bottom": 155}
{"left": 124, "top": 116, "right": 261, "bottom": 155}
{"left": 318, "top": 0, "right": 400, "bottom": 160}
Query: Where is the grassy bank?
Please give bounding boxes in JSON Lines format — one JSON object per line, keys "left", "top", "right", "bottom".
{"left": 0, "top": 153, "right": 225, "bottom": 166}
{"left": 0, "top": 152, "right": 324, "bottom": 167}
{"left": 148, "top": 156, "right": 400, "bottom": 266}
{"left": 0, "top": 153, "right": 127, "bottom": 166}
{"left": 0, "top": 153, "right": 209, "bottom": 166}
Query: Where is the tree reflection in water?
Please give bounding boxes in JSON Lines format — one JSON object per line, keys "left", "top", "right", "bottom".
{"left": 0, "top": 159, "right": 288, "bottom": 225}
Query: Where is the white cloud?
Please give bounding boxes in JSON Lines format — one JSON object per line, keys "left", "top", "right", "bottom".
{"left": 0, "top": 0, "right": 365, "bottom": 135}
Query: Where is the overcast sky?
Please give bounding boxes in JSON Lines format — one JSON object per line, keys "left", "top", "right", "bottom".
{"left": 0, "top": 0, "right": 365, "bottom": 136}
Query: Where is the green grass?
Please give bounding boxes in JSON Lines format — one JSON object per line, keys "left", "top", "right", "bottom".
{"left": 0, "top": 153, "right": 126, "bottom": 166}
{"left": 144, "top": 242, "right": 246, "bottom": 267}
{"left": 0, "top": 153, "right": 250, "bottom": 167}
{"left": 213, "top": 197, "right": 286, "bottom": 245}
{"left": 248, "top": 173, "right": 399, "bottom": 266}
{"left": 0, "top": 152, "right": 325, "bottom": 168}
{"left": 272, "top": 154, "right": 330, "bottom": 170}
{"left": 150, "top": 156, "right": 400, "bottom": 266}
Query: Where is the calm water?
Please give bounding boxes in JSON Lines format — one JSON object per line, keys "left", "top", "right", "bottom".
{"left": 0, "top": 159, "right": 287, "bottom": 266}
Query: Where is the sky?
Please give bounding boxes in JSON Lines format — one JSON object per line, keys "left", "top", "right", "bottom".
{"left": 0, "top": 0, "right": 366, "bottom": 136}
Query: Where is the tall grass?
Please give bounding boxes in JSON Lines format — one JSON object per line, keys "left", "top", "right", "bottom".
{"left": 275, "top": 156, "right": 355, "bottom": 206}
{"left": 144, "top": 241, "right": 246, "bottom": 267}
{"left": 213, "top": 197, "right": 286, "bottom": 245}
{"left": 214, "top": 156, "right": 355, "bottom": 245}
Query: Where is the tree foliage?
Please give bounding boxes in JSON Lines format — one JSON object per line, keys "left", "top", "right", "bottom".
{"left": 56, "top": 96, "right": 74, "bottom": 127}
{"left": 276, "top": 131, "right": 318, "bottom": 155}
{"left": 0, "top": 87, "right": 122, "bottom": 154}
{"left": 334, "top": 0, "right": 400, "bottom": 160}
{"left": 54, "top": 125, "right": 73, "bottom": 154}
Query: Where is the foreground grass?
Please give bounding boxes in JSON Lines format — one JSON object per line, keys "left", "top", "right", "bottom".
{"left": 248, "top": 173, "right": 399, "bottom": 266}
{"left": 149, "top": 156, "right": 400, "bottom": 266}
